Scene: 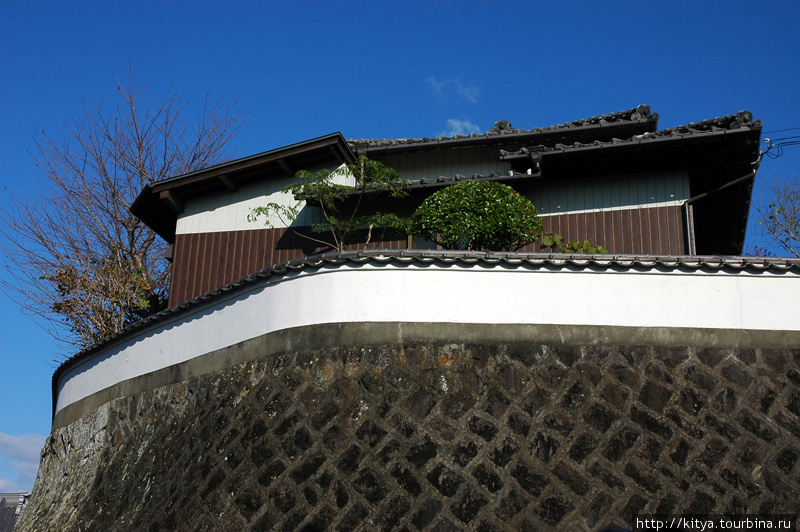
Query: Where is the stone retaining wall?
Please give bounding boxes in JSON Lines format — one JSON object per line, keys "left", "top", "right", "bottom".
{"left": 20, "top": 339, "right": 800, "bottom": 531}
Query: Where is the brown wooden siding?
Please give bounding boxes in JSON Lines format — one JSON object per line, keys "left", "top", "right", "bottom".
{"left": 169, "top": 205, "right": 685, "bottom": 305}
{"left": 527, "top": 205, "right": 685, "bottom": 255}
{"left": 169, "top": 228, "right": 407, "bottom": 305}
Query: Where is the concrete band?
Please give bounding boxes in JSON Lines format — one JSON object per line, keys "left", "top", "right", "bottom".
{"left": 52, "top": 320, "right": 800, "bottom": 430}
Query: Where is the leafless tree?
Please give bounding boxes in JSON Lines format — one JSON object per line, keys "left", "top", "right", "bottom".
{"left": 1, "top": 74, "right": 249, "bottom": 350}
{"left": 754, "top": 175, "right": 800, "bottom": 258}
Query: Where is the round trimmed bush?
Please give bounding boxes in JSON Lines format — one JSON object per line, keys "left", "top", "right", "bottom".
{"left": 410, "top": 181, "right": 543, "bottom": 251}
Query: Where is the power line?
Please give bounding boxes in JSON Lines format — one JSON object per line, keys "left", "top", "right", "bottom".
{"left": 763, "top": 138, "right": 800, "bottom": 159}
{"left": 761, "top": 125, "right": 800, "bottom": 158}
{"left": 763, "top": 127, "right": 800, "bottom": 134}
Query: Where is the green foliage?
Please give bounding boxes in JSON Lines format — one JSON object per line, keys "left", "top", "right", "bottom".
{"left": 409, "top": 180, "right": 608, "bottom": 254}
{"left": 253, "top": 164, "right": 610, "bottom": 255}
{"left": 541, "top": 234, "right": 609, "bottom": 254}
{"left": 249, "top": 156, "right": 408, "bottom": 251}
{"left": 408, "top": 181, "right": 543, "bottom": 251}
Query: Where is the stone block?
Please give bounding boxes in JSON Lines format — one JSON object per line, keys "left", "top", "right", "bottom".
{"left": 26, "top": 338, "right": 800, "bottom": 532}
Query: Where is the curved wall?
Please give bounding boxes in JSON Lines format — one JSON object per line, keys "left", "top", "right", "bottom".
{"left": 54, "top": 257, "right": 800, "bottom": 427}
{"left": 24, "top": 255, "right": 800, "bottom": 532}
{"left": 27, "top": 323, "right": 800, "bottom": 531}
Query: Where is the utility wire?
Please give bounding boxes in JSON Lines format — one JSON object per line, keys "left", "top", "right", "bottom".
{"left": 762, "top": 129, "right": 800, "bottom": 159}
{"left": 763, "top": 127, "right": 800, "bottom": 134}
{"left": 763, "top": 140, "right": 800, "bottom": 159}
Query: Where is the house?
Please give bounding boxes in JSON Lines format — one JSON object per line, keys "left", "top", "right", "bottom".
{"left": 131, "top": 105, "right": 762, "bottom": 306}
{"left": 0, "top": 493, "right": 29, "bottom": 532}
{"left": 38, "top": 107, "right": 800, "bottom": 531}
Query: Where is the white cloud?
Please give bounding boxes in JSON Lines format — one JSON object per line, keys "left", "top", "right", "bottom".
{"left": 454, "top": 79, "right": 480, "bottom": 104}
{"left": 426, "top": 76, "right": 480, "bottom": 104}
{"left": 0, "top": 478, "right": 21, "bottom": 491}
{"left": 0, "top": 433, "right": 44, "bottom": 463}
{"left": 427, "top": 76, "right": 446, "bottom": 97}
{"left": 442, "top": 118, "right": 481, "bottom": 137}
{"left": 0, "top": 432, "right": 45, "bottom": 492}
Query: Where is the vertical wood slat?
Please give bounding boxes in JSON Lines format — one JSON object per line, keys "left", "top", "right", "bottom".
{"left": 254, "top": 226, "right": 266, "bottom": 274}
{"left": 604, "top": 211, "right": 615, "bottom": 252}
{"left": 223, "top": 228, "right": 235, "bottom": 285}
{"left": 177, "top": 233, "right": 190, "bottom": 306}
{"left": 278, "top": 229, "right": 287, "bottom": 265}
{"left": 216, "top": 230, "right": 227, "bottom": 289}
{"left": 664, "top": 207, "right": 674, "bottom": 255}
{"left": 186, "top": 233, "right": 198, "bottom": 306}
{"left": 168, "top": 235, "right": 186, "bottom": 307}
{"left": 214, "top": 229, "right": 226, "bottom": 292}
{"left": 192, "top": 233, "right": 203, "bottom": 300}
{"left": 168, "top": 205, "right": 688, "bottom": 305}
{"left": 630, "top": 209, "right": 641, "bottom": 254}
{"left": 168, "top": 236, "right": 182, "bottom": 307}
{"left": 623, "top": 209, "right": 633, "bottom": 254}
{"left": 667, "top": 206, "right": 684, "bottom": 255}
{"left": 662, "top": 207, "right": 673, "bottom": 255}
{"left": 640, "top": 207, "right": 652, "bottom": 254}
{"left": 567, "top": 213, "right": 576, "bottom": 245}
{"left": 231, "top": 230, "right": 242, "bottom": 285}
{"left": 650, "top": 208, "right": 662, "bottom": 254}
{"left": 535, "top": 205, "right": 684, "bottom": 255}
{"left": 189, "top": 233, "right": 200, "bottom": 303}
{"left": 201, "top": 232, "right": 212, "bottom": 298}
{"left": 264, "top": 227, "right": 275, "bottom": 271}
{"left": 243, "top": 230, "right": 254, "bottom": 281}
{"left": 593, "top": 212, "right": 603, "bottom": 252}
{"left": 612, "top": 210, "right": 624, "bottom": 254}
{"left": 208, "top": 231, "right": 219, "bottom": 294}
{"left": 596, "top": 211, "right": 606, "bottom": 251}
{"left": 201, "top": 232, "right": 211, "bottom": 295}
{"left": 201, "top": 232, "right": 211, "bottom": 294}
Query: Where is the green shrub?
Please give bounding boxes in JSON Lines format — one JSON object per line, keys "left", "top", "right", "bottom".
{"left": 541, "top": 234, "right": 609, "bottom": 254}
{"left": 409, "top": 181, "right": 543, "bottom": 251}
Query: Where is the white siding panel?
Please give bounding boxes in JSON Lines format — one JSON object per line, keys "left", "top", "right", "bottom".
{"left": 174, "top": 164, "right": 350, "bottom": 234}
{"left": 528, "top": 171, "right": 689, "bottom": 216}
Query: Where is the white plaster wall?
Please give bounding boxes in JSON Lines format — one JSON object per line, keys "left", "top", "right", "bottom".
{"left": 55, "top": 261, "right": 800, "bottom": 417}
{"left": 175, "top": 163, "right": 353, "bottom": 234}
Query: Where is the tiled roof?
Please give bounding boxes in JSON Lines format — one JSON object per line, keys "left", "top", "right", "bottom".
{"left": 500, "top": 110, "right": 760, "bottom": 158}
{"left": 348, "top": 105, "right": 656, "bottom": 150}
{"left": 648, "top": 110, "right": 758, "bottom": 136}
{"left": 347, "top": 107, "right": 760, "bottom": 160}
{"left": 53, "top": 248, "right": 800, "bottom": 407}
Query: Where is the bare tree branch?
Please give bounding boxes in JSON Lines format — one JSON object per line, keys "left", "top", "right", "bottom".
{"left": 754, "top": 175, "right": 800, "bottom": 258}
{"left": 1, "top": 73, "right": 249, "bottom": 352}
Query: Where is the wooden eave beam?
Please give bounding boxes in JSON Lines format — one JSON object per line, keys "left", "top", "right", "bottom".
{"left": 330, "top": 144, "right": 350, "bottom": 164}
{"left": 219, "top": 174, "right": 238, "bottom": 192}
{"left": 159, "top": 190, "right": 184, "bottom": 213}
{"left": 150, "top": 135, "right": 352, "bottom": 194}
{"left": 277, "top": 158, "right": 292, "bottom": 175}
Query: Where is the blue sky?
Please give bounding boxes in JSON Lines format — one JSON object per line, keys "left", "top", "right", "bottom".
{"left": 1, "top": 1, "right": 799, "bottom": 492}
